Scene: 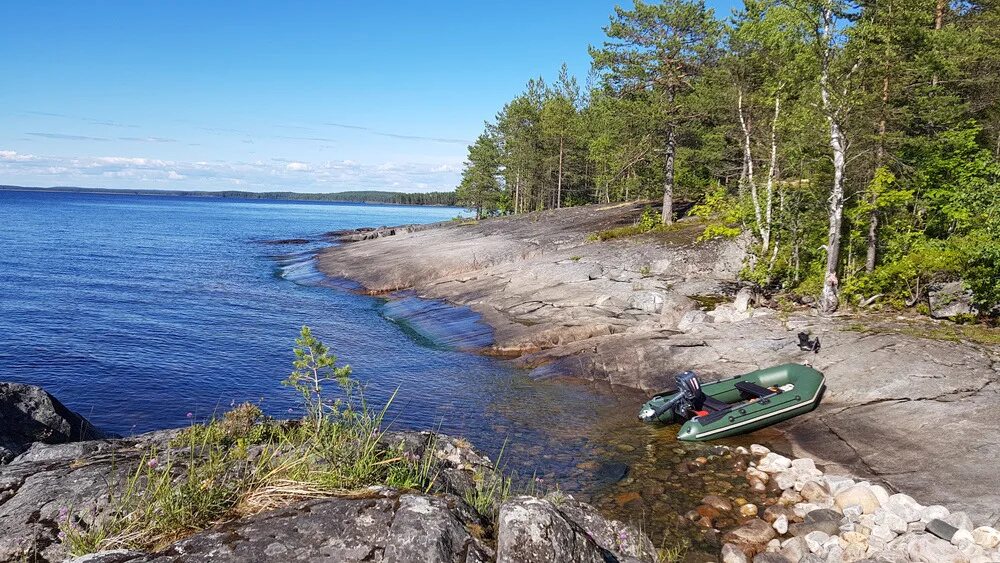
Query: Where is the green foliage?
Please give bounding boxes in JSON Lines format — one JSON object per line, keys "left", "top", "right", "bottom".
{"left": 61, "top": 328, "right": 498, "bottom": 556}
{"left": 588, "top": 206, "right": 665, "bottom": 241}
{"left": 284, "top": 326, "right": 353, "bottom": 431}
{"left": 451, "top": 0, "right": 1000, "bottom": 316}
{"left": 690, "top": 184, "right": 742, "bottom": 241}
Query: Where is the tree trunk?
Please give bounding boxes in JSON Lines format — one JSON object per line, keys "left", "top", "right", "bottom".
{"left": 867, "top": 74, "right": 890, "bottom": 273}
{"left": 514, "top": 170, "right": 521, "bottom": 215}
{"left": 557, "top": 137, "right": 564, "bottom": 209}
{"left": 662, "top": 128, "right": 676, "bottom": 225}
{"left": 762, "top": 94, "right": 781, "bottom": 257}
{"left": 737, "top": 90, "right": 761, "bottom": 252}
{"left": 819, "top": 5, "right": 846, "bottom": 314}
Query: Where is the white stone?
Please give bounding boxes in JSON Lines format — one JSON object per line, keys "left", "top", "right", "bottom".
{"left": 843, "top": 504, "right": 864, "bottom": 521}
{"left": 747, "top": 466, "right": 769, "bottom": 483}
{"left": 779, "top": 489, "right": 802, "bottom": 506}
{"left": 875, "top": 508, "right": 909, "bottom": 534}
{"left": 791, "top": 457, "right": 822, "bottom": 476}
{"left": 835, "top": 484, "right": 882, "bottom": 514}
{"left": 805, "top": 531, "right": 831, "bottom": 553}
{"left": 794, "top": 502, "right": 823, "bottom": 519}
{"left": 944, "top": 511, "right": 975, "bottom": 532}
{"left": 919, "top": 504, "right": 950, "bottom": 522}
{"left": 972, "top": 526, "right": 1000, "bottom": 549}
{"left": 824, "top": 475, "right": 856, "bottom": 496}
{"left": 720, "top": 543, "right": 748, "bottom": 563}
{"left": 750, "top": 444, "right": 770, "bottom": 456}
{"left": 870, "top": 484, "right": 891, "bottom": 506}
{"left": 952, "top": 528, "right": 976, "bottom": 547}
{"left": 906, "top": 534, "right": 966, "bottom": 562}
{"left": 735, "top": 446, "right": 749, "bottom": 455}
{"left": 908, "top": 521, "right": 927, "bottom": 533}
{"left": 775, "top": 470, "right": 798, "bottom": 491}
{"left": 824, "top": 544, "right": 845, "bottom": 562}
{"left": 773, "top": 514, "right": 788, "bottom": 535}
{"left": 758, "top": 452, "right": 793, "bottom": 473}
{"left": 870, "top": 524, "right": 898, "bottom": 544}
{"left": 886, "top": 493, "right": 924, "bottom": 523}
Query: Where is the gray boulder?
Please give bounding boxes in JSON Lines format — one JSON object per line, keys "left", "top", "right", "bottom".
{"left": 0, "top": 382, "right": 108, "bottom": 463}
{"left": 135, "top": 494, "right": 489, "bottom": 563}
{"left": 497, "top": 495, "right": 652, "bottom": 563}
{"left": 928, "top": 281, "right": 977, "bottom": 319}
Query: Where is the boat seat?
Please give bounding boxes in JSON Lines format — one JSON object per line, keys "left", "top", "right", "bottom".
{"left": 735, "top": 381, "right": 775, "bottom": 399}
{"left": 702, "top": 396, "right": 730, "bottom": 412}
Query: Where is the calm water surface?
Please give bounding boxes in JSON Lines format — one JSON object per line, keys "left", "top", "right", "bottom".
{"left": 0, "top": 190, "right": 780, "bottom": 555}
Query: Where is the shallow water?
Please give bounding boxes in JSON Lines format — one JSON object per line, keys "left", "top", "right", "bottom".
{"left": 0, "top": 190, "right": 780, "bottom": 554}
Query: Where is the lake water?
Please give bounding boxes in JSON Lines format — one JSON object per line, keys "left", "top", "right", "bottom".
{"left": 0, "top": 189, "right": 777, "bottom": 554}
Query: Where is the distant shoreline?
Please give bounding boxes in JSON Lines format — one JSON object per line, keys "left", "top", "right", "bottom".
{"left": 0, "top": 184, "right": 458, "bottom": 207}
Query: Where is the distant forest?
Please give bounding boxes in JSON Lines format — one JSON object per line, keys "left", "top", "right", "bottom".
{"left": 0, "top": 185, "right": 458, "bottom": 206}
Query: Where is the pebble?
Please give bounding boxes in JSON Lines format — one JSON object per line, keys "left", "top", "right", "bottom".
{"left": 804, "top": 530, "right": 830, "bottom": 553}
{"left": 972, "top": 526, "right": 1000, "bottom": 549}
{"left": 772, "top": 514, "right": 788, "bottom": 534}
{"left": 740, "top": 503, "right": 759, "bottom": 518}
{"left": 750, "top": 444, "right": 770, "bottom": 456}
{"left": 757, "top": 452, "right": 792, "bottom": 473}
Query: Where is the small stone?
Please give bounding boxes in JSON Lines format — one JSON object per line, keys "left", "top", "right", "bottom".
{"left": 870, "top": 524, "right": 898, "bottom": 544}
{"left": 907, "top": 534, "right": 967, "bottom": 562}
{"left": 703, "top": 494, "right": 734, "bottom": 512}
{"left": 791, "top": 458, "right": 822, "bottom": 476}
{"left": 779, "top": 536, "right": 808, "bottom": 562}
{"left": 775, "top": 471, "right": 797, "bottom": 491}
{"left": 752, "top": 553, "right": 789, "bottom": 563}
{"left": 750, "top": 444, "right": 771, "bottom": 456}
{"left": 919, "top": 504, "right": 950, "bottom": 522}
{"left": 747, "top": 467, "right": 769, "bottom": 483}
{"left": 824, "top": 545, "right": 844, "bottom": 562}
{"left": 908, "top": 521, "right": 927, "bottom": 533}
{"left": 758, "top": 452, "right": 793, "bottom": 473}
{"left": 721, "top": 543, "right": 749, "bottom": 563}
{"left": 874, "top": 508, "right": 909, "bottom": 534}
{"left": 823, "top": 475, "right": 855, "bottom": 495}
{"left": 885, "top": 492, "right": 924, "bottom": 523}
{"left": 804, "top": 531, "right": 830, "bottom": 553}
{"left": 723, "top": 519, "right": 777, "bottom": 555}
{"left": 943, "top": 511, "right": 975, "bottom": 532}
{"left": 762, "top": 504, "right": 795, "bottom": 525}
{"left": 741, "top": 503, "right": 760, "bottom": 518}
{"left": 766, "top": 538, "right": 782, "bottom": 552}
{"left": 800, "top": 481, "right": 831, "bottom": 503}
{"left": 952, "top": 528, "right": 976, "bottom": 547}
{"left": 972, "top": 526, "right": 1000, "bottom": 549}
{"left": 773, "top": 515, "right": 788, "bottom": 535}
{"left": 804, "top": 508, "right": 843, "bottom": 524}
{"left": 834, "top": 484, "right": 881, "bottom": 514}
{"left": 870, "top": 484, "right": 890, "bottom": 507}
{"left": 842, "top": 504, "right": 863, "bottom": 522}
{"left": 842, "top": 531, "right": 867, "bottom": 544}
{"left": 779, "top": 489, "right": 802, "bottom": 506}
{"left": 843, "top": 542, "right": 868, "bottom": 562}
{"left": 735, "top": 446, "right": 750, "bottom": 455}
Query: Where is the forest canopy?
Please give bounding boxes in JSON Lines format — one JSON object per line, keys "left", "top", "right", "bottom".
{"left": 454, "top": 0, "right": 1000, "bottom": 314}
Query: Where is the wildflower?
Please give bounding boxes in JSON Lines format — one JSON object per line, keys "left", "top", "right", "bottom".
{"left": 57, "top": 531, "right": 66, "bottom": 541}
{"left": 147, "top": 458, "right": 159, "bottom": 469}
{"left": 58, "top": 506, "right": 69, "bottom": 522}
{"left": 186, "top": 412, "right": 194, "bottom": 419}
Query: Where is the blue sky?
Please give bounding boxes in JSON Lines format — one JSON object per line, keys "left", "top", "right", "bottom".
{"left": 1, "top": 1, "right": 739, "bottom": 193}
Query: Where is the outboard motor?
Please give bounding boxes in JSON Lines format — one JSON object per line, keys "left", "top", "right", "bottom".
{"left": 675, "top": 371, "right": 705, "bottom": 413}
{"left": 642, "top": 370, "right": 706, "bottom": 422}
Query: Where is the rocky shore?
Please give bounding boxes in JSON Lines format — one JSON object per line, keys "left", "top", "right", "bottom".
{"left": 0, "top": 383, "right": 657, "bottom": 563}
{"left": 316, "top": 203, "right": 999, "bottom": 527}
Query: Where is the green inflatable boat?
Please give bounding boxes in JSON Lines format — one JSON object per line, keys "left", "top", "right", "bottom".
{"left": 638, "top": 364, "right": 826, "bottom": 441}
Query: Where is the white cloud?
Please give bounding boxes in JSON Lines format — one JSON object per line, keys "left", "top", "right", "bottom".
{"left": 0, "top": 149, "right": 460, "bottom": 193}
